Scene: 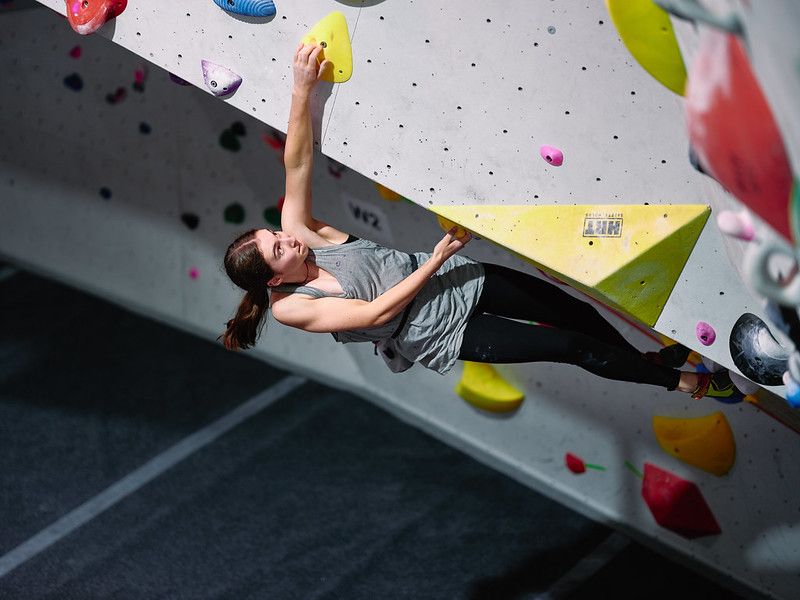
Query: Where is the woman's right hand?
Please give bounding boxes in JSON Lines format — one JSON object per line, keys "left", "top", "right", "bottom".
{"left": 292, "top": 41, "right": 330, "bottom": 95}
{"left": 431, "top": 227, "right": 472, "bottom": 266}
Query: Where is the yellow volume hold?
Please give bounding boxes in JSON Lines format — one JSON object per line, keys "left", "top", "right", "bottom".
{"left": 430, "top": 204, "right": 709, "bottom": 327}
{"left": 652, "top": 411, "right": 736, "bottom": 476}
{"left": 302, "top": 11, "right": 353, "bottom": 83}
{"left": 455, "top": 362, "right": 525, "bottom": 413}
{"left": 605, "top": 0, "right": 687, "bottom": 95}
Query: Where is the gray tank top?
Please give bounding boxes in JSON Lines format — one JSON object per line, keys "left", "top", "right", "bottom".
{"left": 273, "top": 237, "right": 485, "bottom": 374}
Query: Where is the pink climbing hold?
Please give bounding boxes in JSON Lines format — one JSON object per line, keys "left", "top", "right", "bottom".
{"left": 134, "top": 67, "right": 147, "bottom": 85}
{"left": 189, "top": 267, "right": 200, "bottom": 280}
{"left": 540, "top": 145, "right": 564, "bottom": 166}
{"left": 696, "top": 321, "right": 716, "bottom": 346}
{"left": 716, "top": 210, "right": 755, "bottom": 241}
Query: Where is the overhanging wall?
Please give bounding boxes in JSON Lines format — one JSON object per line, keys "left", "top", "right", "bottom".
{"left": 1, "top": 2, "right": 799, "bottom": 598}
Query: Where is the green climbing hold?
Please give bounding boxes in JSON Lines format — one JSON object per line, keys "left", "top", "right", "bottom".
{"left": 224, "top": 203, "right": 246, "bottom": 224}
{"left": 220, "top": 129, "right": 241, "bottom": 152}
{"left": 263, "top": 206, "right": 281, "bottom": 227}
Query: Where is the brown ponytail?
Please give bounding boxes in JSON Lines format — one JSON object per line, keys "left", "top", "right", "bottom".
{"left": 218, "top": 228, "right": 275, "bottom": 351}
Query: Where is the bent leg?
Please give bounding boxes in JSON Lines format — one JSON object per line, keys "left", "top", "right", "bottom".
{"left": 476, "top": 263, "right": 641, "bottom": 356}
{"left": 458, "top": 313, "right": 681, "bottom": 390}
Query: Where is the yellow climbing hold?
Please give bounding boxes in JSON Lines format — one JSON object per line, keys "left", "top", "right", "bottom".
{"left": 430, "top": 204, "right": 709, "bottom": 327}
{"left": 436, "top": 215, "right": 468, "bottom": 238}
{"left": 302, "top": 11, "right": 352, "bottom": 83}
{"left": 375, "top": 183, "right": 403, "bottom": 201}
{"left": 652, "top": 412, "right": 736, "bottom": 476}
{"left": 455, "top": 362, "right": 524, "bottom": 413}
{"left": 605, "top": 0, "right": 687, "bottom": 95}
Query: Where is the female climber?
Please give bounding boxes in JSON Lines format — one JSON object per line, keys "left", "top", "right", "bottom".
{"left": 219, "top": 42, "right": 738, "bottom": 401}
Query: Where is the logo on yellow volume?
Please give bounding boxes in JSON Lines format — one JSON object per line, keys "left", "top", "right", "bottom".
{"left": 583, "top": 215, "right": 623, "bottom": 237}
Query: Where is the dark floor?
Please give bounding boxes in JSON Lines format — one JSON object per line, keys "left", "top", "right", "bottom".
{"left": 0, "top": 263, "right": 749, "bottom": 599}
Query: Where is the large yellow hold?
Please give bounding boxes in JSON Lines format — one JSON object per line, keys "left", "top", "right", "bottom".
{"left": 302, "top": 11, "right": 353, "bottom": 83}
{"left": 455, "top": 362, "right": 524, "bottom": 413}
{"left": 430, "top": 204, "right": 709, "bottom": 327}
{"left": 605, "top": 0, "right": 687, "bottom": 95}
{"left": 652, "top": 412, "right": 736, "bottom": 476}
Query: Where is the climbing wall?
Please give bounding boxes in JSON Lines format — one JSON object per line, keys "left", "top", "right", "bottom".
{"left": 1, "top": 1, "right": 799, "bottom": 598}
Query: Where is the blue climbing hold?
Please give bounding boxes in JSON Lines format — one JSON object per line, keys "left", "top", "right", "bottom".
{"left": 212, "top": 0, "right": 275, "bottom": 17}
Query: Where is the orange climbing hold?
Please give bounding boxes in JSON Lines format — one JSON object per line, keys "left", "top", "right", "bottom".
{"left": 435, "top": 215, "right": 467, "bottom": 239}
{"left": 375, "top": 183, "right": 403, "bottom": 202}
{"left": 652, "top": 412, "right": 736, "bottom": 476}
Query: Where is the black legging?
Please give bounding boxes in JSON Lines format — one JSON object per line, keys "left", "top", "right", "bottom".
{"left": 458, "top": 263, "right": 682, "bottom": 390}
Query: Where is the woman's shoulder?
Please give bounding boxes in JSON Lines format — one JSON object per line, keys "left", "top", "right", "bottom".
{"left": 270, "top": 289, "right": 312, "bottom": 318}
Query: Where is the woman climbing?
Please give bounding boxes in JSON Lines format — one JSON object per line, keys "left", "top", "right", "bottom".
{"left": 219, "top": 42, "right": 740, "bottom": 402}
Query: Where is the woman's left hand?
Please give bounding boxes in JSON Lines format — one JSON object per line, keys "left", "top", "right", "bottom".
{"left": 431, "top": 228, "right": 472, "bottom": 266}
{"left": 292, "top": 42, "right": 331, "bottom": 95}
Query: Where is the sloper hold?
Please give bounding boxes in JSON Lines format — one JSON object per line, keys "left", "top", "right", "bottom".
{"left": 431, "top": 204, "right": 709, "bottom": 327}
{"left": 729, "top": 313, "right": 790, "bottom": 386}
{"left": 212, "top": 0, "right": 275, "bottom": 18}
{"left": 302, "top": 11, "right": 352, "bottom": 83}
{"left": 201, "top": 60, "right": 242, "bottom": 96}
{"left": 454, "top": 362, "right": 524, "bottom": 413}
{"left": 652, "top": 412, "right": 736, "bottom": 476}
{"left": 65, "top": 0, "right": 127, "bottom": 36}
{"left": 605, "top": 0, "right": 687, "bottom": 95}
{"left": 641, "top": 463, "right": 722, "bottom": 538}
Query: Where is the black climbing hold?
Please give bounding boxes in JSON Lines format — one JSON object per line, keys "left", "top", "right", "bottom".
{"left": 263, "top": 206, "right": 281, "bottom": 227}
{"left": 181, "top": 213, "right": 200, "bottom": 230}
{"left": 729, "top": 313, "right": 789, "bottom": 386}
{"left": 63, "top": 73, "right": 83, "bottom": 91}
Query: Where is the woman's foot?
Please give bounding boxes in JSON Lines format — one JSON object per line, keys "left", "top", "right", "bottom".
{"left": 679, "top": 370, "right": 743, "bottom": 401}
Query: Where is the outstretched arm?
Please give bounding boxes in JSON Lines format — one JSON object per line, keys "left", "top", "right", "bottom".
{"left": 282, "top": 42, "right": 329, "bottom": 232}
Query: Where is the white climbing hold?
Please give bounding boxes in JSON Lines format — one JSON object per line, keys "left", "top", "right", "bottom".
{"left": 716, "top": 210, "right": 755, "bottom": 241}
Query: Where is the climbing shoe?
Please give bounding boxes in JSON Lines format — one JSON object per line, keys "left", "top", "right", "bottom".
{"left": 691, "top": 370, "right": 744, "bottom": 402}
{"left": 643, "top": 343, "right": 692, "bottom": 368}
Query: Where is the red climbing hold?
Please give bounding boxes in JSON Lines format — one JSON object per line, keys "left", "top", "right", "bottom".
{"left": 262, "top": 130, "right": 286, "bottom": 151}
{"left": 66, "top": 0, "right": 127, "bottom": 36}
{"left": 565, "top": 453, "right": 586, "bottom": 474}
{"left": 641, "top": 463, "right": 721, "bottom": 539}
{"left": 685, "top": 30, "right": 792, "bottom": 241}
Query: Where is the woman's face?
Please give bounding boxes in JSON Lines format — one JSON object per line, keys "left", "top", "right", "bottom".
{"left": 256, "top": 229, "right": 308, "bottom": 283}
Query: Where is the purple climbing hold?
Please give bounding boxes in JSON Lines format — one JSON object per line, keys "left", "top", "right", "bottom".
{"left": 696, "top": 321, "right": 716, "bottom": 346}
{"left": 540, "top": 145, "right": 564, "bottom": 167}
{"left": 201, "top": 60, "right": 242, "bottom": 97}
